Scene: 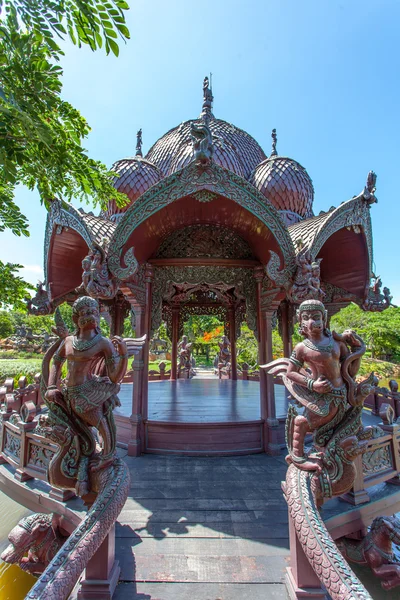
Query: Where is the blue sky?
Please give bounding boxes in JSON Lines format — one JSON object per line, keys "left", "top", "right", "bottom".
{"left": 3, "top": 0, "right": 400, "bottom": 303}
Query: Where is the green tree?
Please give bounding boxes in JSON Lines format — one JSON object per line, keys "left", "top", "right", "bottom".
{"left": 331, "top": 304, "right": 400, "bottom": 361}
{"left": 0, "top": 310, "right": 13, "bottom": 338}
{"left": 0, "top": 0, "right": 130, "bottom": 307}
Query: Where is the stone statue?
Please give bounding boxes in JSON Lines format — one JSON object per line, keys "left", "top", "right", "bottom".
{"left": 264, "top": 299, "right": 377, "bottom": 599}
{"left": 45, "top": 296, "right": 127, "bottom": 496}
{"left": 337, "top": 515, "right": 400, "bottom": 590}
{"left": 1, "top": 513, "right": 68, "bottom": 575}
{"left": 218, "top": 335, "right": 231, "bottom": 367}
{"left": 81, "top": 243, "right": 119, "bottom": 300}
{"left": 178, "top": 335, "right": 195, "bottom": 376}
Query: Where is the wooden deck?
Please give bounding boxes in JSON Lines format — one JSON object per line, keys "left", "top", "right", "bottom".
{"left": 116, "top": 380, "right": 288, "bottom": 422}
{"left": 113, "top": 451, "right": 290, "bottom": 600}
{"left": 115, "top": 380, "right": 288, "bottom": 455}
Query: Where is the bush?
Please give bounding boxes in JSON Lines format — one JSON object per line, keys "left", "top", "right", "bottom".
{"left": 0, "top": 358, "right": 42, "bottom": 385}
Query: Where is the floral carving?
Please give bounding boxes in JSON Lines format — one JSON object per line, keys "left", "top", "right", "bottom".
{"left": 362, "top": 444, "right": 392, "bottom": 475}
{"left": 5, "top": 430, "right": 21, "bottom": 460}
{"left": 154, "top": 224, "right": 254, "bottom": 260}
{"left": 107, "top": 162, "right": 296, "bottom": 280}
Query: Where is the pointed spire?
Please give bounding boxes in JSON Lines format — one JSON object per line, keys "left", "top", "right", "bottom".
{"left": 270, "top": 128, "right": 278, "bottom": 157}
{"left": 135, "top": 128, "right": 143, "bottom": 157}
{"left": 200, "top": 75, "right": 214, "bottom": 122}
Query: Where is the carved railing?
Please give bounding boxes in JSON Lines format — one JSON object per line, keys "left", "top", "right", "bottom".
{"left": 364, "top": 384, "right": 400, "bottom": 418}
{"left": 342, "top": 411, "right": 400, "bottom": 505}
{"left": 0, "top": 389, "right": 127, "bottom": 600}
{"left": 239, "top": 363, "right": 259, "bottom": 381}
{"left": 149, "top": 361, "right": 171, "bottom": 381}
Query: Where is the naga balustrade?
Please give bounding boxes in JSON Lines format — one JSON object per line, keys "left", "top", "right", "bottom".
{"left": 341, "top": 404, "right": 400, "bottom": 505}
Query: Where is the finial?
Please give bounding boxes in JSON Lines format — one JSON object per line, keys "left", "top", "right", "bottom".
{"left": 135, "top": 128, "right": 143, "bottom": 157}
{"left": 200, "top": 75, "right": 214, "bottom": 122}
{"left": 270, "top": 128, "right": 278, "bottom": 157}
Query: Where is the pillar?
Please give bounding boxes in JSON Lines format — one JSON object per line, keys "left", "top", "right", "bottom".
{"left": 109, "top": 296, "right": 125, "bottom": 337}
{"left": 228, "top": 306, "right": 237, "bottom": 381}
{"left": 170, "top": 305, "right": 179, "bottom": 380}
{"left": 141, "top": 264, "right": 154, "bottom": 424}
{"left": 78, "top": 526, "right": 120, "bottom": 600}
{"left": 286, "top": 512, "right": 326, "bottom": 599}
{"left": 254, "top": 267, "right": 280, "bottom": 455}
{"left": 280, "top": 300, "right": 292, "bottom": 358}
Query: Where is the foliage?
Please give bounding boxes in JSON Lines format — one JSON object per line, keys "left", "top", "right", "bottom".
{"left": 358, "top": 357, "right": 400, "bottom": 381}
{"left": 331, "top": 304, "right": 400, "bottom": 361}
{"left": 0, "top": 357, "right": 42, "bottom": 384}
{"left": 0, "top": 0, "right": 130, "bottom": 57}
{"left": 0, "top": 261, "right": 33, "bottom": 309}
{"left": 0, "top": 310, "right": 13, "bottom": 337}
{"left": 202, "top": 325, "right": 223, "bottom": 343}
{"left": 0, "top": 0, "right": 130, "bottom": 307}
{"left": 183, "top": 315, "right": 222, "bottom": 341}
{"left": 236, "top": 323, "right": 258, "bottom": 366}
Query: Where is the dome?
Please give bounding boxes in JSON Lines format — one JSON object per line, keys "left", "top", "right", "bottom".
{"left": 105, "top": 130, "right": 162, "bottom": 220}
{"left": 249, "top": 129, "right": 314, "bottom": 224}
{"left": 146, "top": 78, "right": 266, "bottom": 179}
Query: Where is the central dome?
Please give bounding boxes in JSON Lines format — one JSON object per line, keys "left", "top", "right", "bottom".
{"left": 146, "top": 78, "right": 266, "bottom": 179}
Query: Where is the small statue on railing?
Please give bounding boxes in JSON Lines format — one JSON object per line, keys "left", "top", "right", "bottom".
{"left": 82, "top": 243, "right": 119, "bottom": 300}
{"left": 263, "top": 299, "right": 377, "bottom": 599}
{"left": 218, "top": 335, "right": 231, "bottom": 365}
{"left": 337, "top": 515, "right": 400, "bottom": 591}
{"left": 1, "top": 513, "right": 68, "bottom": 575}
{"left": 177, "top": 335, "right": 195, "bottom": 378}
{"left": 44, "top": 296, "right": 128, "bottom": 496}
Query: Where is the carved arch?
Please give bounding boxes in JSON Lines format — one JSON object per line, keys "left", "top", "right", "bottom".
{"left": 310, "top": 196, "right": 373, "bottom": 276}
{"left": 108, "top": 162, "right": 297, "bottom": 280}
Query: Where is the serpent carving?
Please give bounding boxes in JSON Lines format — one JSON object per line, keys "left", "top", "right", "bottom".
{"left": 23, "top": 297, "right": 130, "bottom": 600}
{"left": 264, "top": 299, "right": 377, "bottom": 599}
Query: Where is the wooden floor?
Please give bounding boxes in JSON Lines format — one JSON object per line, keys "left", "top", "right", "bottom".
{"left": 116, "top": 380, "right": 288, "bottom": 423}
{"left": 113, "top": 451, "right": 290, "bottom": 600}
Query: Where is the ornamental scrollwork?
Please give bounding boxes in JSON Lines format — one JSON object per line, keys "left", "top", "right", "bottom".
{"left": 153, "top": 224, "right": 254, "bottom": 260}
{"left": 151, "top": 266, "right": 257, "bottom": 338}
{"left": 81, "top": 241, "right": 119, "bottom": 300}
{"left": 362, "top": 276, "right": 393, "bottom": 312}
{"left": 108, "top": 162, "right": 296, "bottom": 281}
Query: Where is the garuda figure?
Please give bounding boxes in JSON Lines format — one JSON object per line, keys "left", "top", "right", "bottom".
{"left": 264, "top": 299, "right": 377, "bottom": 599}
{"left": 44, "top": 296, "right": 127, "bottom": 496}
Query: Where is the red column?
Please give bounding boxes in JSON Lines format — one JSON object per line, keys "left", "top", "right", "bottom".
{"left": 141, "top": 264, "right": 153, "bottom": 425}
{"left": 228, "top": 306, "right": 237, "bottom": 381}
{"left": 281, "top": 300, "right": 292, "bottom": 358}
{"left": 170, "top": 305, "right": 179, "bottom": 380}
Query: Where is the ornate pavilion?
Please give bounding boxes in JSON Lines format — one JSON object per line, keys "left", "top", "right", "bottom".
{"left": 30, "top": 77, "right": 391, "bottom": 456}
